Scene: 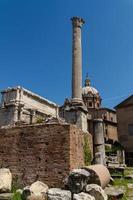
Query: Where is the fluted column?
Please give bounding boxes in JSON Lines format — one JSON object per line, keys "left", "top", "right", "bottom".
{"left": 71, "top": 17, "right": 85, "bottom": 102}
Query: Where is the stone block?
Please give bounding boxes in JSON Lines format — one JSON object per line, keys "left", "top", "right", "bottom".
{"left": 47, "top": 188, "right": 71, "bottom": 200}
{"left": 85, "top": 184, "right": 108, "bottom": 200}
{"left": 0, "top": 168, "right": 12, "bottom": 193}
{"left": 73, "top": 192, "right": 95, "bottom": 200}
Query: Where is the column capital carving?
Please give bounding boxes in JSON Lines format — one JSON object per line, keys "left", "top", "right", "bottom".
{"left": 71, "top": 17, "right": 85, "bottom": 28}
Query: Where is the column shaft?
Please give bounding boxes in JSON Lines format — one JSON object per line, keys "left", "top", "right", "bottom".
{"left": 71, "top": 17, "right": 85, "bottom": 102}
{"left": 93, "top": 119, "right": 106, "bottom": 165}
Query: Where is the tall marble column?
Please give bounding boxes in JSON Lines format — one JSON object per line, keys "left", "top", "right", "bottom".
{"left": 71, "top": 17, "right": 85, "bottom": 103}
{"left": 60, "top": 17, "right": 88, "bottom": 132}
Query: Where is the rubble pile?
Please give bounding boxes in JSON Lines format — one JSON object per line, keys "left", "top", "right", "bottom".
{"left": 2, "top": 165, "right": 129, "bottom": 200}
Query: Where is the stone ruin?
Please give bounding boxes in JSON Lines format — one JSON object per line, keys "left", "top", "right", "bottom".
{"left": 0, "top": 86, "right": 58, "bottom": 127}
{"left": 0, "top": 17, "right": 126, "bottom": 198}
{"left": 0, "top": 165, "right": 110, "bottom": 200}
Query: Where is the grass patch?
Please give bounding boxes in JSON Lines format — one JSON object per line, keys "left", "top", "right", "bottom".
{"left": 11, "top": 176, "right": 23, "bottom": 200}
{"left": 83, "top": 133, "right": 92, "bottom": 166}
{"left": 124, "top": 167, "right": 133, "bottom": 176}
{"left": 36, "top": 117, "right": 44, "bottom": 124}
{"left": 111, "top": 177, "right": 133, "bottom": 199}
{"left": 109, "top": 167, "right": 133, "bottom": 199}
{"left": 113, "top": 178, "right": 133, "bottom": 187}
{"left": 12, "top": 192, "right": 22, "bottom": 200}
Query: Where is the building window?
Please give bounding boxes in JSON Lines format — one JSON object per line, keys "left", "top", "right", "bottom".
{"left": 128, "top": 124, "right": 133, "bottom": 136}
{"left": 105, "top": 128, "right": 108, "bottom": 136}
{"left": 97, "top": 103, "right": 100, "bottom": 108}
{"left": 88, "top": 102, "right": 92, "bottom": 107}
{"left": 104, "top": 115, "right": 107, "bottom": 120}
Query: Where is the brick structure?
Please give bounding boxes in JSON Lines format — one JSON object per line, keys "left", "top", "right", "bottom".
{"left": 115, "top": 95, "right": 133, "bottom": 166}
{"left": 0, "top": 123, "right": 92, "bottom": 187}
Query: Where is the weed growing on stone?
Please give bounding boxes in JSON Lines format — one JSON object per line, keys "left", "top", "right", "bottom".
{"left": 83, "top": 134, "right": 92, "bottom": 165}
{"left": 11, "top": 176, "right": 23, "bottom": 200}
{"left": 12, "top": 191, "right": 22, "bottom": 200}
{"left": 111, "top": 177, "right": 133, "bottom": 199}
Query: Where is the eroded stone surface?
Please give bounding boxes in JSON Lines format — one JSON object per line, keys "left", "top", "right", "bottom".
{"left": 47, "top": 188, "right": 71, "bottom": 200}
{"left": 30, "top": 181, "right": 48, "bottom": 196}
{"left": 86, "top": 184, "right": 107, "bottom": 200}
{"left": 73, "top": 192, "right": 95, "bottom": 200}
{"left": 0, "top": 168, "right": 12, "bottom": 193}
{"left": 0, "top": 124, "right": 87, "bottom": 187}
{"left": 105, "top": 186, "right": 126, "bottom": 198}
{"left": 22, "top": 181, "right": 48, "bottom": 200}
{"left": 64, "top": 169, "right": 91, "bottom": 193}
{"left": 0, "top": 193, "right": 13, "bottom": 200}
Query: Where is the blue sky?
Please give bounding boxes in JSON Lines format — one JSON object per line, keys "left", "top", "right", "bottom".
{"left": 0, "top": 0, "right": 133, "bottom": 108}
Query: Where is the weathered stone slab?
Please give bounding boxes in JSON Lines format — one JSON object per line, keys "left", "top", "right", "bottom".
{"left": 0, "top": 193, "right": 13, "bottom": 200}
{"left": 73, "top": 192, "right": 95, "bottom": 200}
{"left": 47, "top": 188, "right": 71, "bottom": 200}
{"left": 24, "top": 194, "right": 46, "bottom": 200}
{"left": 22, "top": 181, "right": 48, "bottom": 200}
{"left": 86, "top": 184, "right": 107, "bottom": 200}
{"left": 30, "top": 181, "right": 48, "bottom": 195}
{"left": 105, "top": 186, "right": 126, "bottom": 199}
{"left": 0, "top": 168, "right": 12, "bottom": 193}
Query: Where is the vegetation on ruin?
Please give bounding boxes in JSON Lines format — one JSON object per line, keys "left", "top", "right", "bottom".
{"left": 83, "top": 134, "right": 92, "bottom": 165}
{"left": 112, "top": 142, "right": 124, "bottom": 152}
{"left": 12, "top": 176, "right": 24, "bottom": 192}
{"left": 105, "top": 145, "right": 112, "bottom": 153}
{"left": 105, "top": 141, "right": 124, "bottom": 154}
{"left": 111, "top": 178, "right": 133, "bottom": 200}
{"left": 36, "top": 117, "right": 44, "bottom": 124}
{"left": 124, "top": 167, "right": 133, "bottom": 176}
{"left": 11, "top": 176, "right": 23, "bottom": 200}
{"left": 109, "top": 167, "right": 133, "bottom": 199}
{"left": 12, "top": 192, "right": 22, "bottom": 200}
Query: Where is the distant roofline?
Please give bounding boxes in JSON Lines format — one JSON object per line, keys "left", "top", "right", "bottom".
{"left": 1, "top": 86, "right": 59, "bottom": 108}
{"left": 99, "top": 107, "right": 116, "bottom": 113}
{"left": 114, "top": 95, "right": 133, "bottom": 109}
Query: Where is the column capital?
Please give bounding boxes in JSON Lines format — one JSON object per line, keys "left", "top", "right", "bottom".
{"left": 71, "top": 17, "right": 85, "bottom": 28}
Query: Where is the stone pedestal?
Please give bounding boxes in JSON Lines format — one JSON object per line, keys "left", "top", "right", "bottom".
{"left": 60, "top": 99, "right": 88, "bottom": 132}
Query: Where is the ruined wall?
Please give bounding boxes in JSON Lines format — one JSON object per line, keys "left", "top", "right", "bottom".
{"left": 0, "top": 123, "right": 89, "bottom": 187}
{"left": 117, "top": 105, "right": 133, "bottom": 152}
{"left": 105, "top": 124, "right": 118, "bottom": 141}
{"left": 0, "top": 106, "right": 15, "bottom": 126}
{"left": 69, "top": 125, "right": 84, "bottom": 169}
{"left": 116, "top": 105, "right": 133, "bottom": 166}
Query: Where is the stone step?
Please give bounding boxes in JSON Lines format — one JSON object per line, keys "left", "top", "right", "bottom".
{"left": 0, "top": 193, "right": 13, "bottom": 200}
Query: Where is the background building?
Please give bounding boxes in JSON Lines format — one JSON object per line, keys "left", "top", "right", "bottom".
{"left": 82, "top": 76, "right": 118, "bottom": 142}
{"left": 0, "top": 86, "right": 59, "bottom": 126}
{"left": 115, "top": 95, "right": 133, "bottom": 166}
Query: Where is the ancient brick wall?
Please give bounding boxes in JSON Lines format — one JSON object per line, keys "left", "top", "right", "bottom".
{"left": 0, "top": 123, "right": 91, "bottom": 187}
{"left": 69, "top": 125, "right": 85, "bottom": 169}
